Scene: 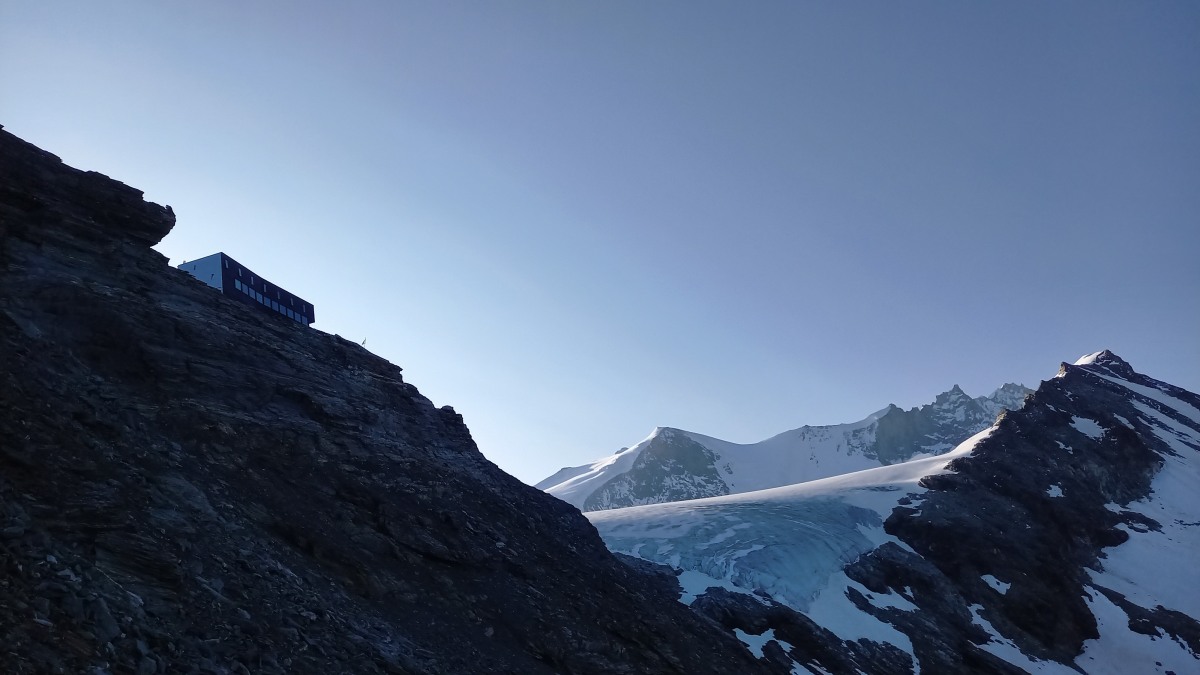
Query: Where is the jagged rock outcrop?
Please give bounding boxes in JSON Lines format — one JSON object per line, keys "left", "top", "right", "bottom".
{"left": 870, "top": 382, "right": 1028, "bottom": 463}
{"left": 542, "top": 382, "right": 1032, "bottom": 511}
{"left": 848, "top": 351, "right": 1200, "bottom": 672}
{"left": 0, "top": 125, "right": 772, "bottom": 674}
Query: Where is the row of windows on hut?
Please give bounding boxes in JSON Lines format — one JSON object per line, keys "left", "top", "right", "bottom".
{"left": 177, "top": 252, "right": 315, "bottom": 326}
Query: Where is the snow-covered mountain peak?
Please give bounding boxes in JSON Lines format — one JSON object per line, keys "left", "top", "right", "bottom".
{"left": 654, "top": 426, "right": 680, "bottom": 440}
{"left": 988, "top": 382, "right": 1030, "bottom": 407}
{"left": 540, "top": 381, "right": 1032, "bottom": 511}
{"left": 870, "top": 403, "right": 900, "bottom": 420}
{"left": 1060, "top": 348, "right": 1142, "bottom": 386}
{"left": 1073, "top": 349, "right": 1124, "bottom": 367}
{"left": 931, "top": 384, "right": 971, "bottom": 411}
{"left": 1069, "top": 348, "right": 1139, "bottom": 381}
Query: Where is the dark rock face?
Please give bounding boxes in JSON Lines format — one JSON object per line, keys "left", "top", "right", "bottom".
{"left": 847, "top": 352, "right": 1200, "bottom": 672}
{"left": 690, "top": 587, "right": 916, "bottom": 675}
{"left": 0, "top": 127, "right": 174, "bottom": 249}
{"left": 870, "top": 383, "right": 1029, "bottom": 464}
{"left": 0, "top": 126, "right": 771, "bottom": 674}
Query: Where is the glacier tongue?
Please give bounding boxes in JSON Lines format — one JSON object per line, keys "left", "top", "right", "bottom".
{"left": 594, "top": 498, "right": 883, "bottom": 610}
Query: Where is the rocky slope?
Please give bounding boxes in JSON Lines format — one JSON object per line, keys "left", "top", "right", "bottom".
{"left": 0, "top": 125, "right": 771, "bottom": 674}
{"left": 540, "top": 382, "right": 1031, "bottom": 511}
{"left": 587, "top": 351, "right": 1200, "bottom": 673}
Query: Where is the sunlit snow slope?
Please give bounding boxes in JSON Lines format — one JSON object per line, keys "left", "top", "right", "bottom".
{"left": 540, "top": 384, "right": 1030, "bottom": 511}
{"left": 589, "top": 352, "right": 1200, "bottom": 674}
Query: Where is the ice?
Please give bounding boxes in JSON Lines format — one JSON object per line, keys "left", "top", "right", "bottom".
{"left": 981, "top": 575, "right": 1011, "bottom": 595}
{"left": 1070, "top": 416, "right": 1105, "bottom": 440}
{"left": 1046, "top": 484, "right": 1064, "bottom": 498}
{"left": 592, "top": 497, "right": 884, "bottom": 609}
{"left": 701, "top": 522, "right": 753, "bottom": 547}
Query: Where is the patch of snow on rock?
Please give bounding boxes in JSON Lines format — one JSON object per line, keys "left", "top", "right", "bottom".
{"left": 1070, "top": 416, "right": 1105, "bottom": 440}
{"left": 1093, "top": 372, "right": 1200, "bottom": 425}
{"left": 981, "top": 575, "right": 1011, "bottom": 594}
{"left": 1076, "top": 587, "right": 1197, "bottom": 674}
{"left": 734, "top": 627, "right": 777, "bottom": 658}
{"left": 1086, "top": 406, "right": 1200, "bottom": 619}
{"left": 968, "top": 604, "right": 1079, "bottom": 673}
{"left": 806, "top": 570, "right": 916, "bottom": 660}
{"left": 854, "top": 579, "right": 918, "bottom": 612}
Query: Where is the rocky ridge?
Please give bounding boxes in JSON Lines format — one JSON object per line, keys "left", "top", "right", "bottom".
{"left": 0, "top": 125, "right": 771, "bottom": 675}
{"left": 541, "top": 382, "right": 1032, "bottom": 511}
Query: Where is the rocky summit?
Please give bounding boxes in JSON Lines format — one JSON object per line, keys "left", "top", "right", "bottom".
{"left": 0, "top": 126, "right": 771, "bottom": 674}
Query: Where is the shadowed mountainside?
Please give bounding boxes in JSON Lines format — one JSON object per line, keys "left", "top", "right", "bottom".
{"left": 0, "top": 125, "right": 770, "bottom": 675}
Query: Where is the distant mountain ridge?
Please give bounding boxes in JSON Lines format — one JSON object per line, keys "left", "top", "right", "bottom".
{"left": 539, "top": 382, "right": 1032, "bottom": 511}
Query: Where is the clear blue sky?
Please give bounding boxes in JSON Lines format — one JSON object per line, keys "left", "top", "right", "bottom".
{"left": 4, "top": 2, "right": 1197, "bottom": 484}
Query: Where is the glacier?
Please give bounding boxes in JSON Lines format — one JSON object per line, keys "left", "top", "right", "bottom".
{"left": 589, "top": 428, "right": 993, "bottom": 612}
